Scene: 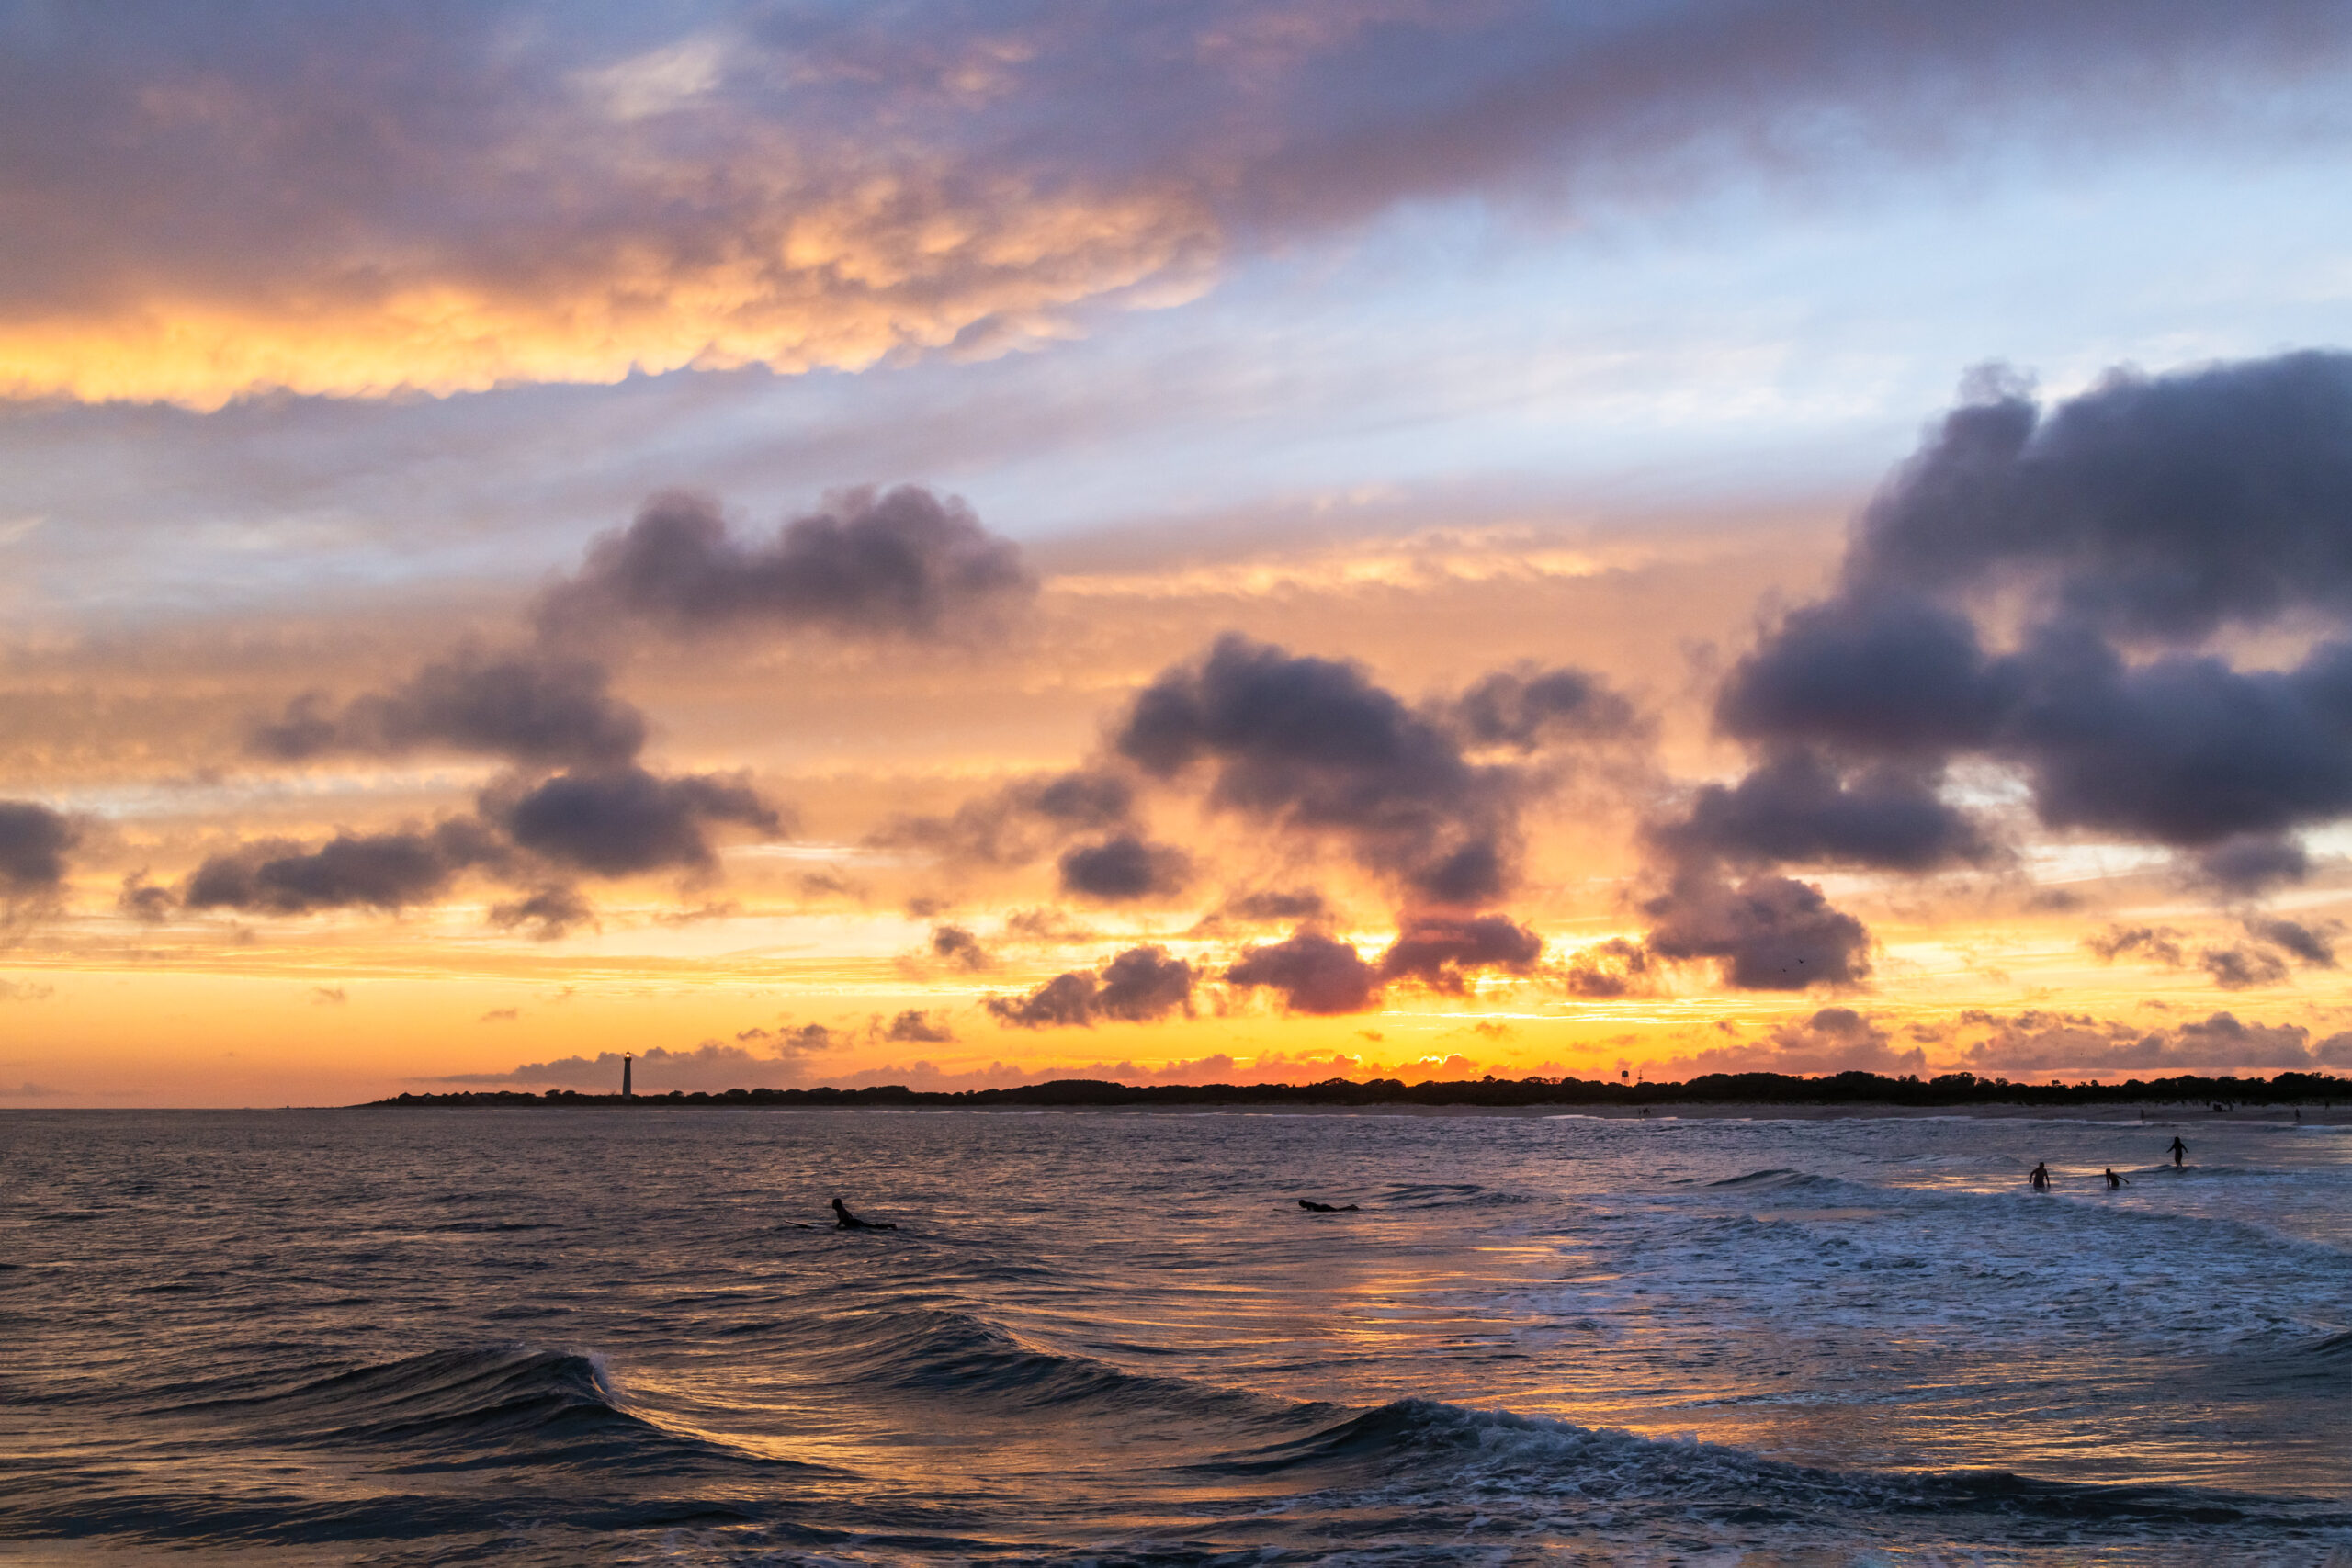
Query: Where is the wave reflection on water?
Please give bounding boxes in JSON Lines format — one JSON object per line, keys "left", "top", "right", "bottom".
{"left": 3, "top": 1107, "right": 2348, "bottom": 1563}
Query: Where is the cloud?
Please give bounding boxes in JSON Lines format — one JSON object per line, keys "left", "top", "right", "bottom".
{"left": 117, "top": 872, "right": 174, "bottom": 923}
{"left": 2247, "top": 917, "right": 2337, "bottom": 967}
{"left": 2189, "top": 833, "right": 2311, "bottom": 894}
{"left": 2086, "top": 917, "right": 2335, "bottom": 989}
{"left": 442, "top": 1034, "right": 829, "bottom": 1091}
{"left": 538, "top": 487, "right": 1032, "bottom": 643}
{"left": 1560, "top": 937, "right": 1653, "bottom": 998}
{"left": 1057, "top": 834, "right": 1193, "bottom": 902}
{"left": 875, "top": 767, "right": 1136, "bottom": 869}
{"left": 0, "top": 980, "right": 54, "bottom": 1002}
{"left": 928, "top": 924, "right": 995, "bottom": 971}
{"left": 1645, "top": 351, "right": 2352, "bottom": 984}
{"left": 1219, "top": 887, "right": 1329, "bottom": 924}
{"left": 1114, "top": 634, "right": 1524, "bottom": 905}
{"left": 311, "top": 986, "right": 346, "bottom": 1006}
{"left": 488, "top": 885, "right": 596, "bottom": 941}
{"left": 1377, "top": 911, "right": 1544, "bottom": 992}
{"left": 1643, "top": 868, "right": 1872, "bottom": 991}
{"left": 6, "top": 6, "right": 2336, "bottom": 406}
{"left": 184, "top": 820, "right": 503, "bottom": 914}
{"left": 1957, "top": 1010, "right": 2329, "bottom": 1073}
{"left": 1656, "top": 1007, "right": 1926, "bottom": 1077}
{"left": 478, "top": 1008, "right": 519, "bottom": 1023}
{"left": 1657, "top": 749, "right": 1991, "bottom": 873}
{"left": 1451, "top": 665, "right": 1643, "bottom": 750}
{"left": 1225, "top": 929, "right": 1385, "bottom": 1015}
{"left": 2199, "top": 944, "right": 2289, "bottom": 990}
{"left": 985, "top": 944, "right": 1195, "bottom": 1029}
{"left": 2086, "top": 924, "right": 2188, "bottom": 967}
{"left": 883, "top": 1009, "right": 955, "bottom": 1043}
{"left": 489, "top": 765, "right": 786, "bottom": 876}
{"left": 1715, "top": 354, "right": 2352, "bottom": 852}
{"left": 0, "top": 801, "right": 74, "bottom": 900}
{"left": 252, "top": 649, "right": 645, "bottom": 769}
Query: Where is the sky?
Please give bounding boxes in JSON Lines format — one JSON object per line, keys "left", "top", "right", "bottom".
{"left": 6, "top": 0, "right": 2352, "bottom": 1107}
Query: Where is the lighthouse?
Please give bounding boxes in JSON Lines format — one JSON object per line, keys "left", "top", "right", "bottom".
{"left": 622, "top": 1052, "right": 633, "bottom": 1099}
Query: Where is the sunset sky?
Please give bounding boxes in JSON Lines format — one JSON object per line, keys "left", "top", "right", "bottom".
{"left": 6, "top": 2, "right": 2352, "bottom": 1106}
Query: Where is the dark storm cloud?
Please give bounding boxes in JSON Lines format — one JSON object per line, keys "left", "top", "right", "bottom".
{"left": 1378, "top": 912, "right": 1544, "bottom": 993}
{"left": 1057, "top": 835, "right": 1193, "bottom": 902}
{"left": 2190, "top": 833, "right": 2311, "bottom": 894}
{"left": 251, "top": 649, "right": 645, "bottom": 769}
{"left": 1717, "top": 353, "right": 2352, "bottom": 853}
{"left": 1848, "top": 353, "right": 2352, "bottom": 639}
{"left": 538, "top": 487, "right": 1032, "bottom": 643}
{"left": 10, "top": 3, "right": 2343, "bottom": 406}
{"left": 985, "top": 944, "right": 1195, "bottom": 1029}
{"left": 1714, "top": 597, "right": 2006, "bottom": 756}
{"left": 1224, "top": 929, "right": 1385, "bottom": 1016}
{"left": 1657, "top": 749, "right": 1991, "bottom": 873}
{"left": 1115, "top": 635, "right": 1525, "bottom": 905}
{"left": 1650, "top": 351, "right": 2352, "bottom": 985}
{"left": 0, "top": 801, "right": 75, "bottom": 899}
{"left": 489, "top": 766, "right": 786, "bottom": 877}
{"left": 184, "top": 819, "right": 503, "bottom": 914}
{"left": 1643, "top": 870, "right": 1872, "bottom": 991}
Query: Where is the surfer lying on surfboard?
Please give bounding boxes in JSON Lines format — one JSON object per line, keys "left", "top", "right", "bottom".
{"left": 832, "top": 1198, "right": 897, "bottom": 1230}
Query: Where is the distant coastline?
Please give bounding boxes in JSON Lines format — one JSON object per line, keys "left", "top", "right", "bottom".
{"left": 364, "top": 1069, "right": 2352, "bottom": 1116}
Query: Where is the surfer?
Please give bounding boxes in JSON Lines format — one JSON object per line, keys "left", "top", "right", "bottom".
{"left": 2104, "top": 1168, "right": 2128, "bottom": 1190}
{"left": 1298, "top": 1199, "right": 1360, "bottom": 1213}
{"left": 2169, "top": 1136, "right": 2187, "bottom": 1168}
{"left": 2029, "top": 1162, "right": 2051, "bottom": 1190}
{"left": 831, "top": 1197, "right": 897, "bottom": 1231}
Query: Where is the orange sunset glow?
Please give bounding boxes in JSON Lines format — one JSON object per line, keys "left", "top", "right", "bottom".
{"left": 3, "top": 4, "right": 2351, "bottom": 1109}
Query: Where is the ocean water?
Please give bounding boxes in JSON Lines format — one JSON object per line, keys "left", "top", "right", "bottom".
{"left": 4, "top": 1108, "right": 2349, "bottom": 1565}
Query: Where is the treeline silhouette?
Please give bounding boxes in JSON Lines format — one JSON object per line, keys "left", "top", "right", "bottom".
{"left": 367, "top": 1069, "right": 2348, "bottom": 1110}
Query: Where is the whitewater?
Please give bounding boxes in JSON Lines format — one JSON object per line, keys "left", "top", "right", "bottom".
{"left": 4, "top": 1107, "right": 2348, "bottom": 1563}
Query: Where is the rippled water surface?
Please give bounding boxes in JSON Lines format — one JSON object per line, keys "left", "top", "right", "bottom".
{"left": 5, "top": 1107, "right": 2350, "bottom": 1563}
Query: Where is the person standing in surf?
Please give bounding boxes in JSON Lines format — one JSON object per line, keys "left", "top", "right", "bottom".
{"left": 2030, "top": 1162, "right": 2051, "bottom": 1190}
{"left": 2169, "top": 1136, "right": 2188, "bottom": 1168}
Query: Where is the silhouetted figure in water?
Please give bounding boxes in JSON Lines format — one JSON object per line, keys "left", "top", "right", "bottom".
{"left": 2030, "top": 1162, "right": 2051, "bottom": 1190}
{"left": 2169, "top": 1136, "right": 2188, "bottom": 1168}
{"left": 1298, "top": 1200, "right": 1360, "bottom": 1213}
{"left": 832, "top": 1198, "right": 896, "bottom": 1231}
{"left": 2105, "top": 1168, "right": 2128, "bottom": 1190}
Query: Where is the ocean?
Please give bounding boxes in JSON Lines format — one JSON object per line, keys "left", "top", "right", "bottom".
{"left": 4, "top": 1107, "right": 2348, "bottom": 1564}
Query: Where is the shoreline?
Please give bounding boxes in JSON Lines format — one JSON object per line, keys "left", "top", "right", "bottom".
{"left": 352, "top": 1068, "right": 2352, "bottom": 1121}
